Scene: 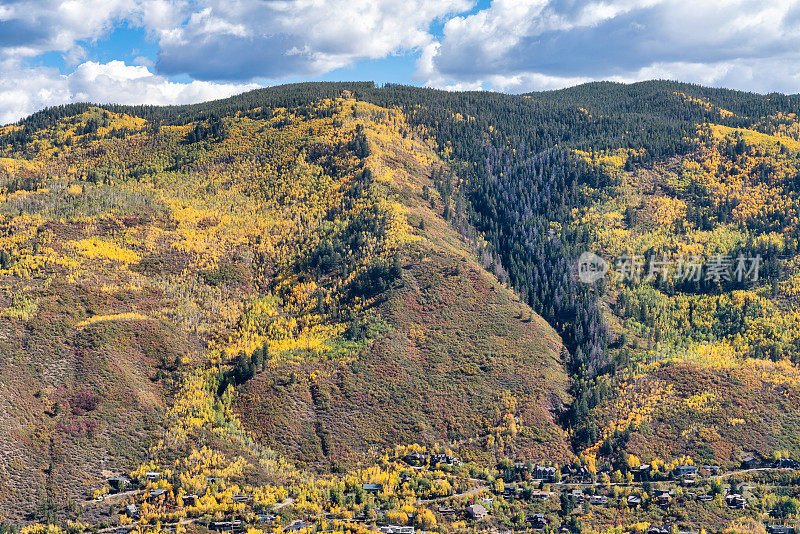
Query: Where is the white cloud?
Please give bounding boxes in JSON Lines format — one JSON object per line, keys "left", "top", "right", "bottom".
{"left": 154, "top": 0, "right": 473, "bottom": 80}
{"left": 423, "top": 0, "right": 800, "bottom": 93}
{"left": 0, "top": 60, "right": 257, "bottom": 124}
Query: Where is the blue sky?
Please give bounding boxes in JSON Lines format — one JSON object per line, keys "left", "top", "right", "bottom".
{"left": 1, "top": 0, "right": 799, "bottom": 123}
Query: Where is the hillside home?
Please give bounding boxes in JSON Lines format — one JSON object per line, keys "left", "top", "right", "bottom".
{"left": 431, "top": 454, "right": 461, "bottom": 466}
{"left": 527, "top": 515, "right": 548, "bottom": 529}
{"left": 404, "top": 453, "right": 427, "bottom": 466}
{"left": 589, "top": 495, "right": 608, "bottom": 506}
{"left": 437, "top": 506, "right": 456, "bottom": 518}
{"left": 467, "top": 503, "right": 488, "bottom": 520}
{"left": 675, "top": 465, "right": 698, "bottom": 478}
{"left": 726, "top": 494, "right": 746, "bottom": 509}
{"left": 531, "top": 489, "right": 551, "bottom": 500}
{"left": 256, "top": 514, "right": 276, "bottom": 524}
{"left": 108, "top": 476, "right": 131, "bottom": 491}
{"left": 568, "top": 489, "right": 585, "bottom": 503}
{"left": 741, "top": 454, "right": 761, "bottom": 469}
{"left": 533, "top": 465, "right": 557, "bottom": 481}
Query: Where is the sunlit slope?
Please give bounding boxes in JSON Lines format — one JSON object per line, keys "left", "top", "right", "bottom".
{"left": 573, "top": 119, "right": 800, "bottom": 468}
{"left": 232, "top": 110, "right": 572, "bottom": 465}
{"left": 0, "top": 97, "right": 571, "bottom": 520}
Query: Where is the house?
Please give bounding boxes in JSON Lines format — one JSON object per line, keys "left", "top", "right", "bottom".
{"left": 767, "top": 526, "right": 795, "bottom": 534}
{"left": 431, "top": 454, "right": 461, "bottom": 466}
{"left": 527, "top": 515, "right": 548, "bottom": 529}
{"left": 576, "top": 466, "right": 593, "bottom": 482}
{"left": 648, "top": 527, "right": 669, "bottom": 534}
{"left": 211, "top": 522, "right": 235, "bottom": 532}
{"left": 533, "top": 465, "right": 557, "bottom": 481}
{"left": 379, "top": 527, "right": 414, "bottom": 534}
{"left": 589, "top": 495, "right": 608, "bottom": 506}
{"left": 741, "top": 454, "right": 761, "bottom": 469}
{"left": 437, "top": 506, "right": 456, "bottom": 518}
{"left": 145, "top": 472, "right": 160, "bottom": 481}
{"left": 362, "top": 483, "right": 383, "bottom": 493}
{"left": 627, "top": 496, "right": 642, "bottom": 506}
{"left": 108, "top": 476, "right": 131, "bottom": 491}
{"left": 256, "top": 514, "right": 276, "bottom": 524}
{"left": 675, "top": 465, "right": 698, "bottom": 478}
{"left": 657, "top": 494, "right": 671, "bottom": 507}
{"left": 774, "top": 458, "right": 799, "bottom": 469}
{"left": 530, "top": 489, "right": 551, "bottom": 500}
{"left": 125, "top": 503, "right": 139, "bottom": 518}
{"left": 183, "top": 494, "right": 198, "bottom": 504}
{"left": 696, "top": 494, "right": 714, "bottom": 502}
{"left": 479, "top": 497, "right": 494, "bottom": 506}
{"left": 232, "top": 494, "right": 250, "bottom": 503}
{"left": 568, "top": 489, "right": 585, "bottom": 503}
{"left": 284, "top": 522, "right": 311, "bottom": 532}
{"left": 404, "top": 453, "right": 427, "bottom": 466}
{"left": 149, "top": 488, "right": 166, "bottom": 502}
{"left": 467, "top": 503, "right": 488, "bottom": 520}
{"left": 701, "top": 465, "right": 721, "bottom": 474}
{"left": 726, "top": 494, "right": 746, "bottom": 509}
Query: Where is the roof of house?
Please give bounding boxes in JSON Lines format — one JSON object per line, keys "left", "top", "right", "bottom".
{"left": 467, "top": 503, "right": 487, "bottom": 515}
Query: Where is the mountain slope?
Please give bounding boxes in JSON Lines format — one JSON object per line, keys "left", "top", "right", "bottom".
{"left": 0, "top": 95, "right": 571, "bottom": 522}
{"left": 232, "top": 107, "right": 572, "bottom": 466}
{"left": 5, "top": 81, "right": 800, "bottom": 533}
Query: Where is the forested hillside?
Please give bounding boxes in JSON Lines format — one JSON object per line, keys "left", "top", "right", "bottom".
{"left": 0, "top": 93, "right": 569, "bottom": 525}
{"left": 4, "top": 80, "right": 800, "bottom": 534}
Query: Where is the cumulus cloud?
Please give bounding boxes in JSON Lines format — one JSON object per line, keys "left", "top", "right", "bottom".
{"left": 0, "top": 0, "right": 473, "bottom": 121}
{"left": 154, "top": 0, "right": 472, "bottom": 80}
{"left": 423, "top": 0, "right": 800, "bottom": 93}
{"left": 0, "top": 60, "right": 257, "bottom": 124}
